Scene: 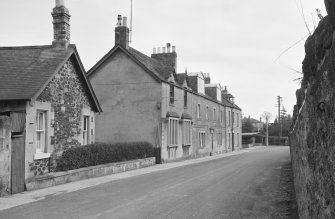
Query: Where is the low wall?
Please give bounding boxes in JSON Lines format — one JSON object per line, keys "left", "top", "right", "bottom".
{"left": 26, "top": 157, "right": 155, "bottom": 191}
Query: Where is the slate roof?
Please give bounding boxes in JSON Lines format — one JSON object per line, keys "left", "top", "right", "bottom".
{"left": 0, "top": 45, "right": 101, "bottom": 112}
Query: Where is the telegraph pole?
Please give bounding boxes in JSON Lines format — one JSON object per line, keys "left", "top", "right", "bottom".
{"left": 275, "top": 96, "right": 283, "bottom": 144}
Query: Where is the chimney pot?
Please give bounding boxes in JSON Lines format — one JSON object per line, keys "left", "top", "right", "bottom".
{"left": 167, "top": 43, "right": 171, "bottom": 52}
{"left": 157, "top": 47, "right": 161, "bottom": 53}
{"left": 172, "top": 46, "right": 176, "bottom": 52}
{"left": 56, "top": 0, "right": 65, "bottom": 6}
{"left": 122, "top": 17, "right": 127, "bottom": 27}
{"left": 162, "top": 47, "right": 166, "bottom": 53}
{"left": 153, "top": 48, "right": 156, "bottom": 54}
{"left": 117, "top": 15, "right": 122, "bottom": 26}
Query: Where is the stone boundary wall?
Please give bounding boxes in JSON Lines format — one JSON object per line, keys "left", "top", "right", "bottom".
{"left": 0, "top": 116, "right": 11, "bottom": 196}
{"left": 26, "top": 157, "right": 155, "bottom": 191}
{"left": 290, "top": 16, "right": 335, "bottom": 218}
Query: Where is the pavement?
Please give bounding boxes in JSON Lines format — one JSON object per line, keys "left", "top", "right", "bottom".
{"left": 0, "top": 147, "right": 262, "bottom": 212}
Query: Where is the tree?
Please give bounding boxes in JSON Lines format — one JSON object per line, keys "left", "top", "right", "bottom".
{"left": 262, "top": 112, "right": 272, "bottom": 146}
{"left": 242, "top": 118, "right": 254, "bottom": 133}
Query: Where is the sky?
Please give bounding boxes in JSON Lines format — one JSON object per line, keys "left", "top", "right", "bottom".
{"left": 0, "top": 0, "right": 327, "bottom": 122}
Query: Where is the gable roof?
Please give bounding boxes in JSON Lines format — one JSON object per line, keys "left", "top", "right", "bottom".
{"left": 0, "top": 45, "right": 102, "bottom": 112}
{"left": 87, "top": 45, "right": 174, "bottom": 82}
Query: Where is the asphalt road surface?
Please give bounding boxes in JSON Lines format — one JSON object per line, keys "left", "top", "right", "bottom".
{"left": 0, "top": 146, "right": 292, "bottom": 219}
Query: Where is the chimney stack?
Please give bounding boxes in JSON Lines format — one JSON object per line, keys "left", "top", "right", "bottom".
{"left": 151, "top": 43, "right": 177, "bottom": 71}
{"left": 204, "top": 73, "right": 211, "bottom": 84}
{"left": 115, "top": 15, "right": 129, "bottom": 49}
{"left": 52, "top": 0, "right": 71, "bottom": 49}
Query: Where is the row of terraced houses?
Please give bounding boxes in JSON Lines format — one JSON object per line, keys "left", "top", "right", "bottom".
{"left": 0, "top": 1, "right": 241, "bottom": 196}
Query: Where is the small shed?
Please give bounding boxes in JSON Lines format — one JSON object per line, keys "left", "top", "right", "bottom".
{"left": 242, "top": 132, "right": 266, "bottom": 148}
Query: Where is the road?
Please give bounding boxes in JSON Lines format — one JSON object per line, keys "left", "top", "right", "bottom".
{"left": 0, "top": 146, "right": 292, "bottom": 219}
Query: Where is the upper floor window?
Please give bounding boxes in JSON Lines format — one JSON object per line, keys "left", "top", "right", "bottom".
{"left": 232, "top": 112, "right": 235, "bottom": 126}
{"left": 228, "top": 111, "right": 231, "bottom": 125}
{"left": 184, "top": 89, "right": 188, "bottom": 108}
{"left": 170, "top": 83, "right": 175, "bottom": 104}
{"left": 36, "top": 111, "right": 47, "bottom": 153}
{"left": 197, "top": 104, "right": 201, "bottom": 120}
{"left": 220, "top": 111, "right": 223, "bottom": 123}
{"left": 206, "top": 106, "right": 209, "bottom": 120}
{"left": 213, "top": 108, "right": 216, "bottom": 121}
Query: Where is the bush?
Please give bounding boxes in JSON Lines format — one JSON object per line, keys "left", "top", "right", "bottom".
{"left": 56, "top": 142, "right": 155, "bottom": 171}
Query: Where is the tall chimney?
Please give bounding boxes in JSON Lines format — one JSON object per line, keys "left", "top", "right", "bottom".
{"left": 151, "top": 43, "right": 177, "bottom": 71}
{"left": 115, "top": 15, "right": 129, "bottom": 49}
{"left": 52, "top": 0, "right": 71, "bottom": 49}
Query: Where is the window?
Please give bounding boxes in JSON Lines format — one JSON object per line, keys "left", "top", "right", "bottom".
{"left": 183, "top": 120, "right": 192, "bottom": 145}
{"left": 213, "top": 108, "right": 216, "bottom": 121}
{"left": 233, "top": 112, "right": 235, "bottom": 126}
{"left": 184, "top": 89, "right": 187, "bottom": 108}
{"left": 170, "top": 83, "right": 174, "bottom": 104}
{"left": 168, "top": 147, "right": 177, "bottom": 159}
{"left": 168, "top": 118, "right": 178, "bottom": 146}
{"left": 199, "top": 131, "right": 206, "bottom": 148}
{"left": 237, "top": 113, "right": 239, "bottom": 127}
{"left": 228, "top": 111, "right": 231, "bottom": 125}
{"left": 36, "top": 111, "right": 47, "bottom": 153}
{"left": 220, "top": 111, "right": 223, "bottom": 123}
{"left": 197, "top": 104, "right": 201, "bottom": 119}
{"left": 83, "top": 116, "right": 90, "bottom": 145}
{"left": 217, "top": 132, "right": 223, "bottom": 146}
{"left": 228, "top": 133, "right": 231, "bottom": 148}
{"left": 206, "top": 106, "right": 209, "bottom": 120}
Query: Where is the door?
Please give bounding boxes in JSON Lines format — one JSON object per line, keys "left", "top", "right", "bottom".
{"left": 11, "top": 135, "right": 25, "bottom": 194}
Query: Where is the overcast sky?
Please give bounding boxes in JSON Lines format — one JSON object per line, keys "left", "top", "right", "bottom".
{"left": 0, "top": 0, "right": 326, "bottom": 122}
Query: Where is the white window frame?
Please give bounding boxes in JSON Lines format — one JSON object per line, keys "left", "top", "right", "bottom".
{"left": 83, "top": 115, "right": 90, "bottom": 145}
{"left": 182, "top": 120, "right": 192, "bottom": 146}
{"left": 168, "top": 118, "right": 178, "bottom": 147}
{"left": 199, "top": 131, "right": 206, "bottom": 148}
{"left": 36, "top": 110, "right": 47, "bottom": 154}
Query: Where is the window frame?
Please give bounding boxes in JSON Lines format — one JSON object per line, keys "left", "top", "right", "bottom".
{"left": 83, "top": 115, "right": 90, "bottom": 145}
{"left": 197, "top": 104, "right": 201, "bottom": 120}
{"left": 168, "top": 118, "right": 178, "bottom": 147}
{"left": 199, "top": 131, "right": 206, "bottom": 148}
{"left": 36, "top": 110, "right": 47, "bottom": 154}
{"left": 170, "top": 83, "right": 175, "bottom": 105}
{"left": 217, "top": 132, "right": 223, "bottom": 146}
{"left": 184, "top": 89, "right": 188, "bottom": 108}
{"left": 182, "top": 119, "right": 192, "bottom": 146}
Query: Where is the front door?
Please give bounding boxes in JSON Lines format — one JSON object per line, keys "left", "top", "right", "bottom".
{"left": 11, "top": 135, "right": 25, "bottom": 194}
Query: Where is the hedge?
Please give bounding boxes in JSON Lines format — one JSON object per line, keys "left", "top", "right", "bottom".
{"left": 56, "top": 142, "right": 155, "bottom": 171}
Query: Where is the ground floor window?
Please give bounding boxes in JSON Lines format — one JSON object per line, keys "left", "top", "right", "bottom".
{"left": 183, "top": 120, "right": 191, "bottom": 146}
{"left": 36, "top": 111, "right": 47, "bottom": 153}
{"left": 199, "top": 131, "right": 206, "bottom": 148}
{"left": 217, "top": 132, "right": 223, "bottom": 146}
{"left": 168, "top": 118, "right": 178, "bottom": 146}
{"left": 83, "top": 115, "right": 90, "bottom": 145}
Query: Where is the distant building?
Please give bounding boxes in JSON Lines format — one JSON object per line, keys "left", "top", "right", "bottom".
{"left": 242, "top": 116, "right": 264, "bottom": 132}
{"left": 88, "top": 15, "right": 242, "bottom": 162}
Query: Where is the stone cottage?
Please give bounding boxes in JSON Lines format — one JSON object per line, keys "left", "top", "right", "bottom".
{"left": 0, "top": 0, "right": 101, "bottom": 196}
{"left": 88, "top": 15, "right": 242, "bottom": 162}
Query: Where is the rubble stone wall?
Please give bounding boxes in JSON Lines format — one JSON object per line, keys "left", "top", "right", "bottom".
{"left": 290, "top": 16, "right": 335, "bottom": 218}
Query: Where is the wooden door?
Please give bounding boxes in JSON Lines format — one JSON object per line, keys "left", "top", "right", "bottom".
{"left": 11, "top": 135, "right": 25, "bottom": 194}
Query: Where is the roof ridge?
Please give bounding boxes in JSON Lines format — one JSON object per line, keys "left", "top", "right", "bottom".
{"left": 0, "top": 44, "right": 76, "bottom": 50}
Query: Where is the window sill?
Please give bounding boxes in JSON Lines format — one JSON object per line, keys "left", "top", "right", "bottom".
{"left": 182, "top": 144, "right": 191, "bottom": 147}
{"left": 168, "top": 145, "right": 178, "bottom": 148}
{"left": 34, "top": 152, "right": 51, "bottom": 160}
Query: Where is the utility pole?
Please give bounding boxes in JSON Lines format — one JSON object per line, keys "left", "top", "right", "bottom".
{"left": 275, "top": 96, "right": 283, "bottom": 144}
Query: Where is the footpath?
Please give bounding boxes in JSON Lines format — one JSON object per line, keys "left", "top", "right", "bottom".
{"left": 0, "top": 147, "right": 261, "bottom": 211}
